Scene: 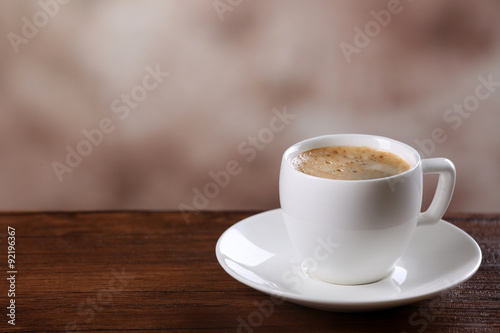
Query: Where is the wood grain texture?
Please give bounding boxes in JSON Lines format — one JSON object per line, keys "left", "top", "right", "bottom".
{"left": 0, "top": 211, "right": 498, "bottom": 332}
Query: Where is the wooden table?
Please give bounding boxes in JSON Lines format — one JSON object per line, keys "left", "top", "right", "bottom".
{"left": 0, "top": 211, "right": 498, "bottom": 332}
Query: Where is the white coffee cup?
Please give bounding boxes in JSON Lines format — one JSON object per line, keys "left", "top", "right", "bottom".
{"left": 279, "top": 134, "right": 456, "bottom": 285}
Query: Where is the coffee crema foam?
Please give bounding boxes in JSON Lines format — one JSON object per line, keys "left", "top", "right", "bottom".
{"left": 291, "top": 146, "right": 411, "bottom": 180}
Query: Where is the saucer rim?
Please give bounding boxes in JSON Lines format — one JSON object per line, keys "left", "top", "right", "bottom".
{"left": 215, "top": 209, "right": 482, "bottom": 312}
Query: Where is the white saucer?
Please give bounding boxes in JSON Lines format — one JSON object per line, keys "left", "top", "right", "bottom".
{"left": 215, "top": 209, "right": 482, "bottom": 312}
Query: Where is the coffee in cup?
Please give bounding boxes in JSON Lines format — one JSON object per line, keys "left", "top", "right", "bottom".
{"left": 290, "top": 146, "right": 411, "bottom": 180}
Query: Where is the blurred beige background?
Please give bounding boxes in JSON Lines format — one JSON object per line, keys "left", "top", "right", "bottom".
{"left": 0, "top": 0, "right": 499, "bottom": 212}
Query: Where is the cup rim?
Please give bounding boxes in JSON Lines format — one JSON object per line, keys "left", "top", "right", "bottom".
{"left": 282, "top": 134, "right": 421, "bottom": 183}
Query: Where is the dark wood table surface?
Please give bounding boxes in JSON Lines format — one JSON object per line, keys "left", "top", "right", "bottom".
{"left": 0, "top": 211, "right": 498, "bottom": 332}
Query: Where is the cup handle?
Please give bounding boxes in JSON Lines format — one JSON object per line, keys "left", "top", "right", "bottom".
{"left": 417, "top": 158, "right": 456, "bottom": 225}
